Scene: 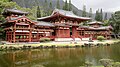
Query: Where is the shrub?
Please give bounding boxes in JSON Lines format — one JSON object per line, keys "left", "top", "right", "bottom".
{"left": 40, "top": 38, "right": 51, "bottom": 42}
{"left": 99, "top": 59, "right": 113, "bottom": 67}
{"left": 85, "top": 61, "right": 93, "bottom": 67}
{"left": 44, "top": 38, "right": 51, "bottom": 42}
{"left": 112, "top": 62, "right": 120, "bottom": 67}
{"left": 97, "top": 36, "right": 105, "bottom": 41}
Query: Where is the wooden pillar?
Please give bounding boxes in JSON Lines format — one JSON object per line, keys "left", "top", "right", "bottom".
{"left": 11, "top": 32, "right": 12, "bottom": 42}
{"left": 58, "top": 28, "right": 60, "bottom": 38}
{"left": 6, "top": 31, "right": 7, "bottom": 41}
{"left": 29, "top": 25, "right": 32, "bottom": 42}
{"left": 13, "top": 23, "right": 16, "bottom": 43}
{"left": 72, "top": 26, "right": 78, "bottom": 38}
{"left": 84, "top": 30, "right": 85, "bottom": 37}
{"left": 37, "top": 31, "right": 39, "bottom": 42}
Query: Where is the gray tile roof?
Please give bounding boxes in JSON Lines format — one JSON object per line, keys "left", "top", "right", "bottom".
{"left": 10, "top": 16, "right": 23, "bottom": 20}
{"left": 87, "top": 21, "right": 103, "bottom": 25}
{"left": 5, "top": 9, "right": 29, "bottom": 15}
{"left": 38, "top": 9, "right": 91, "bottom": 20}
{"left": 34, "top": 21, "right": 54, "bottom": 27}
{"left": 53, "top": 9, "right": 91, "bottom": 20}
{"left": 80, "top": 26, "right": 113, "bottom": 30}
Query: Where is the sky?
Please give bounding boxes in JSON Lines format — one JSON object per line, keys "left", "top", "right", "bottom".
{"left": 63, "top": 0, "right": 120, "bottom": 13}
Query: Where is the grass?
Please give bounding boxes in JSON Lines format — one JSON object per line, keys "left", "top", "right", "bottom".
{"left": 79, "top": 66, "right": 104, "bottom": 67}
{"left": 0, "top": 39, "right": 120, "bottom": 48}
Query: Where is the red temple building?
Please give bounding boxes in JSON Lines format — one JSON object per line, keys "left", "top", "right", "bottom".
{"left": 1, "top": 9, "right": 112, "bottom": 43}
{"left": 78, "top": 21, "right": 113, "bottom": 40}
{"left": 1, "top": 9, "right": 54, "bottom": 43}
{"left": 37, "top": 9, "right": 91, "bottom": 41}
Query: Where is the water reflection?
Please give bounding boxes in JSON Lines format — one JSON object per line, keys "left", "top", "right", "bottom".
{"left": 0, "top": 44, "right": 120, "bottom": 67}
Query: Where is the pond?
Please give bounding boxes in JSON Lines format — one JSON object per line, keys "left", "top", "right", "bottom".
{"left": 0, "top": 44, "right": 120, "bottom": 67}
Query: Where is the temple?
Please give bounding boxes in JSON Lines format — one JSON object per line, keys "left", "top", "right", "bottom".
{"left": 78, "top": 21, "right": 113, "bottom": 40}
{"left": 37, "top": 9, "right": 91, "bottom": 41}
{"left": 1, "top": 9, "right": 54, "bottom": 43}
{"left": 0, "top": 8, "right": 112, "bottom": 43}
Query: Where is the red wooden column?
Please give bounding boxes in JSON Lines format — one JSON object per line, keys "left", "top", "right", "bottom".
{"left": 11, "top": 32, "right": 12, "bottom": 42}
{"left": 72, "top": 26, "right": 78, "bottom": 38}
{"left": 29, "top": 25, "right": 32, "bottom": 42}
{"left": 55, "top": 27, "right": 60, "bottom": 38}
{"left": 37, "top": 31, "right": 39, "bottom": 42}
{"left": 13, "top": 23, "right": 16, "bottom": 43}
{"left": 6, "top": 31, "right": 8, "bottom": 41}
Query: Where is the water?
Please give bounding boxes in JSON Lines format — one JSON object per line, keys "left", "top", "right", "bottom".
{"left": 0, "top": 44, "right": 120, "bottom": 67}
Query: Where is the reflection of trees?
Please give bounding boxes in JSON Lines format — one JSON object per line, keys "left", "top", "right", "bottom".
{"left": 84, "top": 46, "right": 112, "bottom": 65}
{"left": 109, "top": 44, "right": 120, "bottom": 61}
{"left": 0, "top": 45, "right": 119, "bottom": 67}
{"left": 2, "top": 49, "right": 52, "bottom": 67}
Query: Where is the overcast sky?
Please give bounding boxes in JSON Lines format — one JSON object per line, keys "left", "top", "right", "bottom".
{"left": 63, "top": 0, "right": 120, "bottom": 13}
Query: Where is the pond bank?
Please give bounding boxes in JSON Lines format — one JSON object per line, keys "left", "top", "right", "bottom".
{"left": 0, "top": 40, "right": 120, "bottom": 50}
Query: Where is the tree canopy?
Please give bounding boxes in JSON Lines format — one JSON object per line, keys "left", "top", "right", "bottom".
{"left": 109, "top": 11, "right": 120, "bottom": 34}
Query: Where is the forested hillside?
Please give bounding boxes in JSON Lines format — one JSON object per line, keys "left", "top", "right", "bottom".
{"left": 12, "top": 0, "right": 85, "bottom": 16}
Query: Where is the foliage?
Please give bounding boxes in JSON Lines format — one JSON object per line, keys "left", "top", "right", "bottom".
{"left": 95, "top": 9, "right": 103, "bottom": 21}
{"left": 99, "top": 59, "right": 113, "bottom": 67}
{"left": 63, "top": 0, "right": 68, "bottom": 10}
{"left": 68, "top": 0, "right": 72, "bottom": 11}
{"left": 82, "top": 5, "right": 87, "bottom": 17}
{"left": 88, "top": 8, "right": 92, "bottom": 18}
{"left": 112, "top": 62, "right": 120, "bottom": 67}
{"left": 56, "top": 0, "right": 60, "bottom": 9}
{"left": 95, "top": 10, "right": 101, "bottom": 21}
{"left": 85, "top": 61, "right": 93, "bottom": 67}
{"left": 37, "top": 6, "right": 41, "bottom": 18}
{"left": 100, "top": 9, "right": 103, "bottom": 21}
{"left": 104, "top": 13, "right": 108, "bottom": 20}
{"left": 49, "top": 1, "right": 52, "bottom": 8}
{"left": 97, "top": 36, "right": 105, "bottom": 41}
{"left": 44, "top": 38, "right": 51, "bottom": 42}
{"left": 40, "top": 38, "right": 51, "bottom": 42}
{"left": 103, "top": 20, "right": 110, "bottom": 26}
{"left": 109, "top": 11, "right": 120, "bottom": 34}
{"left": 16, "top": 5, "right": 37, "bottom": 20}
{"left": 0, "top": 0, "right": 17, "bottom": 22}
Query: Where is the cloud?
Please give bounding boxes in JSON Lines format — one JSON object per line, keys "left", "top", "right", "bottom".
{"left": 63, "top": 0, "right": 120, "bottom": 13}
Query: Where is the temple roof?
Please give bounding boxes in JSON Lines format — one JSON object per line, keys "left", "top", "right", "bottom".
{"left": 52, "top": 9, "right": 91, "bottom": 20}
{"left": 37, "top": 9, "right": 91, "bottom": 21}
{"left": 3, "top": 9, "right": 29, "bottom": 15}
{"left": 10, "top": 16, "right": 23, "bottom": 20}
{"left": 87, "top": 21, "right": 103, "bottom": 25}
{"left": 79, "top": 26, "right": 113, "bottom": 30}
{"left": 34, "top": 21, "right": 54, "bottom": 27}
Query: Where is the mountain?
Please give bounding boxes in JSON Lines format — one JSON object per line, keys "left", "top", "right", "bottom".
{"left": 12, "top": 0, "right": 84, "bottom": 16}
{"left": 12, "top": 0, "right": 112, "bottom": 20}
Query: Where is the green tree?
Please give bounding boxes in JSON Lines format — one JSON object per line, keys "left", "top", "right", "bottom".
{"left": 95, "top": 9, "right": 101, "bottom": 21}
{"left": 88, "top": 8, "right": 92, "bottom": 18}
{"left": 109, "top": 11, "right": 120, "bottom": 38}
{"left": 0, "top": 1, "right": 17, "bottom": 23}
{"left": 56, "top": 0, "right": 60, "bottom": 9}
{"left": 68, "top": 0, "right": 72, "bottom": 11}
{"left": 82, "top": 5, "right": 86, "bottom": 17}
{"left": 44, "top": 0, "right": 48, "bottom": 8}
{"left": 37, "top": 6, "right": 41, "bottom": 18}
{"left": 48, "top": 1, "right": 53, "bottom": 16}
{"left": 63, "top": 0, "right": 68, "bottom": 10}
{"left": 100, "top": 9, "right": 103, "bottom": 21}
{"left": 49, "top": 1, "right": 52, "bottom": 8}
{"left": 104, "top": 13, "right": 108, "bottom": 20}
